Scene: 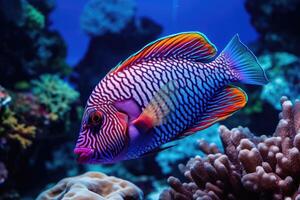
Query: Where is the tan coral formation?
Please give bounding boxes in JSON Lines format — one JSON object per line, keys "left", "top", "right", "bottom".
{"left": 160, "top": 97, "right": 300, "bottom": 200}
{"left": 37, "top": 171, "right": 143, "bottom": 200}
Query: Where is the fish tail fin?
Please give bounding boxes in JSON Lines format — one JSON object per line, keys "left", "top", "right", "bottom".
{"left": 221, "top": 34, "right": 268, "bottom": 85}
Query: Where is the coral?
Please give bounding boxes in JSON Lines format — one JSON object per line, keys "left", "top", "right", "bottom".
{"left": 31, "top": 74, "right": 79, "bottom": 121}
{"left": 0, "top": 0, "right": 70, "bottom": 89}
{"left": 0, "top": 107, "right": 36, "bottom": 149}
{"left": 259, "top": 52, "right": 300, "bottom": 110}
{"left": 0, "top": 85, "right": 11, "bottom": 109}
{"left": 27, "top": 0, "right": 55, "bottom": 19}
{"left": 80, "top": 0, "right": 136, "bottom": 36}
{"left": 156, "top": 124, "right": 222, "bottom": 174}
{"left": 12, "top": 92, "right": 51, "bottom": 123}
{"left": 36, "top": 172, "right": 143, "bottom": 200}
{"left": 147, "top": 180, "right": 168, "bottom": 200}
{"left": 160, "top": 97, "right": 300, "bottom": 200}
{"left": 23, "top": 1, "right": 45, "bottom": 29}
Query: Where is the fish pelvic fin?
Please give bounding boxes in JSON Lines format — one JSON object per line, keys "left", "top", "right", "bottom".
{"left": 221, "top": 34, "right": 268, "bottom": 85}
{"left": 176, "top": 85, "right": 247, "bottom": 138}
{"left": 113, "top": 32, "right": 217, "bottom": 74}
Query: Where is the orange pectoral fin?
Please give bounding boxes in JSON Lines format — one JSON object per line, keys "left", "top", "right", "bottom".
{"left": 132, "top": 112, "right": 155, "bottom": 133}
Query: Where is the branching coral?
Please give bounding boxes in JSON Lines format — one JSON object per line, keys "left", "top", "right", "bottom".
{"left": 160, "top": 97, "right": 300, "bottom": 200}
{"left": 80, "top": 0, "right": 136, "bottom": 36}
{"left": 0, "top": 107, "right": 36, "bottom": 149}
{"left": 31, "top": 74, "right": 79, "bottom": 121}
{"left": 36, "top": 172, "right": 143, "bottom": 200}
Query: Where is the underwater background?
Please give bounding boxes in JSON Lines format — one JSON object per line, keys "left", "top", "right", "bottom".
{"left": 0, "top": 0, "right": 300, "bottom": 199}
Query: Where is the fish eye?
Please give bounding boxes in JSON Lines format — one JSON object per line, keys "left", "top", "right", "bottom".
{"left": 89, "top": 111, "right": 103, "bottom": 126}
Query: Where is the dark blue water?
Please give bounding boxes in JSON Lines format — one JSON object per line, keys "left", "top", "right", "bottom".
{"left": 51, "top": 0, "right": 257, "bottom": 65}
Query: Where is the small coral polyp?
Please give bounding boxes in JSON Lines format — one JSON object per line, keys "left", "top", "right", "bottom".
{"left": 160, "top": 97, "right": 300, "bottom": 200}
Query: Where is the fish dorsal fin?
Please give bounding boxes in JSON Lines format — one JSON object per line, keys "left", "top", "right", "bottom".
{"left": 177, "top": 85, "right": 247, "bottom": 138}
{"left": 114, "top": 32, "right": 217, "bottom": 74}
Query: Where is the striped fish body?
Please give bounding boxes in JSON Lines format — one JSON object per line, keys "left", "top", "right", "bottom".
{"left": 94, "top": 57, "right": 231, "bottom": 158}
{"left": 74, "top": 32, "right": 268, "bottom": 163}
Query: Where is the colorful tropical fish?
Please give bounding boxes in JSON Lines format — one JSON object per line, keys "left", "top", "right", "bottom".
{"left": 74, "top": 32, "right": 268, "bottom": 164}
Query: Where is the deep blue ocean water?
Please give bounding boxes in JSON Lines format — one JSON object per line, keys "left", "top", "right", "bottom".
{"left": 51, "top": 0, "right": 257, "bottom": 65}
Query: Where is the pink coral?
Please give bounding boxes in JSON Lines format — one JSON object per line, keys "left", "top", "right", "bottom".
{"left": 160, "top": 97, "right": 300, "bottom": 200}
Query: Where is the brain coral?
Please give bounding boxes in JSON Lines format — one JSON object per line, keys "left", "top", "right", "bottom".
{"left": 160, "top": 97, "right": 300, "bottom": 200}
{"left": 36, "top": 171, "right": 143, "bottom": 200}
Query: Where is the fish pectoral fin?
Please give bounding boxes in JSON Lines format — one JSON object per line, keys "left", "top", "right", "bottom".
{"left": 132, "top": 80, "right": 180, "bottom": 132}
{"left": 113, "top": 32, "right": 217, "bottom": 74}
{"left": 177, "top": 85, "right": 247, "bottom": 138}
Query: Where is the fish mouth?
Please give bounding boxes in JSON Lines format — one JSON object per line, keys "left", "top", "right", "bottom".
{"left": 74, "top": 147, "right": 94, "bottom": 163}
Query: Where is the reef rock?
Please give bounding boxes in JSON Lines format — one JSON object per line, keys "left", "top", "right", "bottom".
{"left": 245, "top": 0, "right": 300, "bottom": 54}
{"left": 160, "top": 97, "right": 300, "bottom": 200}
{"left": 0, "top": 0, "right": 70, "bottom": 89}
{"left": 37, "top": 171, "right": 143, "bottom": 200}
{"left": 80, "top": 0, "right": 136, "bottom": 36}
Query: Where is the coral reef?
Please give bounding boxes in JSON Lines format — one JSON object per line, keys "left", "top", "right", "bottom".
{"left": 0, "top": 1, "right": 80, "bottom": 198}
{"left": 23, "top": 1, "right": 45, "bottom": 29}
{"left": 0, "top": 85, "right": 11, "bottom": 109}
{"left": 160, "top": 97, "right": 300, "bottom": 200}
{"left": 0, "top": 107, "right": 36, "bottom": 149}
{"left": 36, "top": 172, "right": 143, "bottom": 200}
{"left": 0, "top": 0, "right": 69, "bottom": 89}
{"left": 31, "top": 74, "right": 79, "bottom": 121}
{"left": 80, "top": 0, "right": 136, "bottom": 36}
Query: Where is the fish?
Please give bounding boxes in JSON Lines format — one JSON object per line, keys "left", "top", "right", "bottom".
{"left": 74, "top": 32, "right": 268, "bottom": 164}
